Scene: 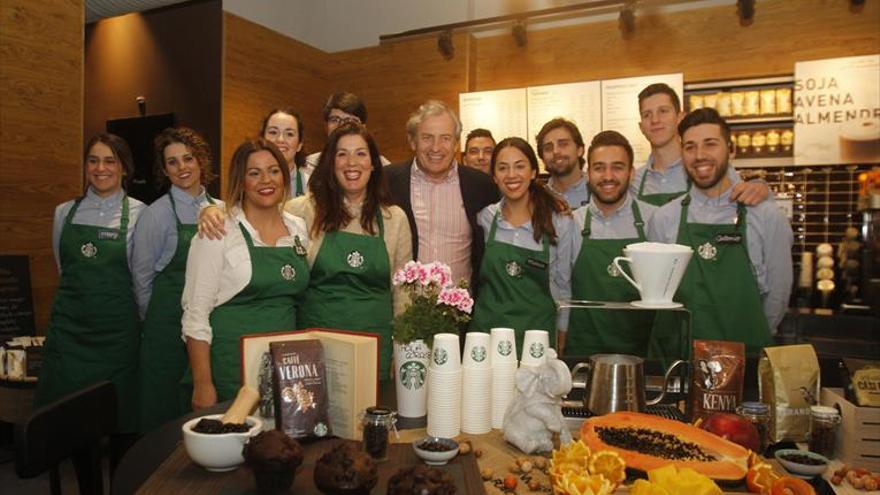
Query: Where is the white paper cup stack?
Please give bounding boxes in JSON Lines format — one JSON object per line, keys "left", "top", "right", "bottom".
{"left": 460, "top": 332, "right": 492, "bottom": 434}
{"left": 490, "top": 327, "right": 518, "bottom": 429}
{"left": 426, "top": 333, "right": 462, "bottom": 438}
{"left": 520, "top": 329, "right": 550, "bottom": 368}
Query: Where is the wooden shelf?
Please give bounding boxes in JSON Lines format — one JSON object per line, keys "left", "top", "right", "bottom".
{"left": 733, "top": 156, "right": 795, "bottom": 168}
{"left": 727, "top": 115, "right": 794, "bottom": 125}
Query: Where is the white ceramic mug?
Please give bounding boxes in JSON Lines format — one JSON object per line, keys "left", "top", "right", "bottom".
{"left": 612, "top": 242, "right": 693, "bottom": 305}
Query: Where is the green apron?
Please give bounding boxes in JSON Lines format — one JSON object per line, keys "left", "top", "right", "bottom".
{"left": 35, "top": 195, "right": 140, "bottom": 433}
{"left": 567, "top": 201, "right": 655, "bottom": 357}
{"left": 469, "top": 211, "right": 557, "bottom": 352}
{"left": 297, "top": 214, "right": 393, "bottom": 380}
{"left": 637, "top": 168, "right": 691, "bottom": 207}
{"left": 182, "top": 223, "right": 310, "bottom": 403}
{"left": 659, "top": 195, "right": 771, "bottom": 355}
{"left": 138, "top": 193, "right": 213, "bottom": 432}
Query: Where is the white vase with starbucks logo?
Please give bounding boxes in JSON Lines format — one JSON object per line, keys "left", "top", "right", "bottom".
{"left": 393, "top": 339, "right": 430, "bottom": 418}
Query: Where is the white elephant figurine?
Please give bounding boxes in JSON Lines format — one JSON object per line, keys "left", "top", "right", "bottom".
{"left": 502, "top": 348, "right": 573, "bottom": 454}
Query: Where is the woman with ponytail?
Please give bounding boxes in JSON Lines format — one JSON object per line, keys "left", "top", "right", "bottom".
{"left": 468, "top": 137, "right": 575, "bottom": 351}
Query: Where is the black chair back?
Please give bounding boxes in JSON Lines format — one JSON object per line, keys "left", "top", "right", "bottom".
{"left": 15, "top": 381, "right": 117, "bottom": 495}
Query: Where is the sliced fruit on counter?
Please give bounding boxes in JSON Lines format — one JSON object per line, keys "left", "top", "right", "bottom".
{"left": 700, "top": 413, "right": 760, "bottom": 452}
{"left": 630, "top": 465, "right": 723, "bottom": 495}
{"left": 631, "top": 479, "right": 672, "bottom": 495}
{"left": 770, "top": 476, "right": 816, "bottom": 495}
{"left": 556, "top": 472, "right": 615, "bottom": 495}
{"left": 746, "top": 463, "right": 782, "bottom": 494}
{"left": 580, "top": 411, "right": 749, "bottom": 481}
{"left": 588, "top": 450, "right": 627, "bottom": 485}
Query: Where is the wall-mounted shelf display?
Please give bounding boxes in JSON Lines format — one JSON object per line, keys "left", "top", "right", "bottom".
{"left": 685, "top": 75, "right": 795, "bottom": 165}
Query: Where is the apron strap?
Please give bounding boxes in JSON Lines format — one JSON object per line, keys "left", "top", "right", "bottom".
{"left": 632, "top": 200, "right": 646, "bottom": 240}
{"left": 294, "top": 168, "right": 304, "bottom": 197}
{"left": 120, "top": 194, "right": 130, "bottom": 234}
{"left": 64, "top": 197, "right": 85, "bottom": 226}
{"left": 206, "top": 194, "right": 217, "bottom": 205}
{"left": 239, "top": 222, "right": 256, "bottom": 249}
{"left": 581, "top": 209, "right": 592, "bottom": 237}
{"left": 637, "top": 166, "right": 649, "bottom": 196}
{"left": 678, "top": 194, "right": 693, "bottom": 246}
{"left": 168, "top": 192, "right": 183, "bottom": 227}
{"left": 488, "top": 210, "right": 501, "bottom": 242}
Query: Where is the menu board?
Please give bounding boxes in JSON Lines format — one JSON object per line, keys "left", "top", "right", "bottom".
{"left": 458, "top": 88, "right": 528, "bottom": 150}
{"left": 601, "top": 73, "right": 684, "bottom": 165}
{"left": 0, "top": 255, "right": 35, "bottom": 340}
{"left": 794, "top": 54, "right": 880, "bottom": 165}
{"left": 527, "top": 81, "right": 602, "bottom": 172}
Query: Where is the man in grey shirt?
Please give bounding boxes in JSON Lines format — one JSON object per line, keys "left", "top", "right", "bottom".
{"left": 536, "top": 117, "right": 591, "bottom": 209}
{"left": 647, "top": 108, "right": 792, "bottom": 353}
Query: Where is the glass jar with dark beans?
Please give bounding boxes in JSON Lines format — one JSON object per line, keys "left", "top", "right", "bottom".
{"left": 359, "top": 406, "right": 397, "bottom": 461}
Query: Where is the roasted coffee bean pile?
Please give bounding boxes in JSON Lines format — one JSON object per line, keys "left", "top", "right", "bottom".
{"left": 418, "top": 440, "right": 455, "bottom": 452}
{"left": 780, "top": 453, "right": 826, "bottom": 466}
{"left": 363, "top": 423, "right": 389, "bottom": 459}
{"left": 596, "top": 427, "right": 714, "bottom": 462}
{"left": 192, "top": 418, "right": 250, "bottom": 434}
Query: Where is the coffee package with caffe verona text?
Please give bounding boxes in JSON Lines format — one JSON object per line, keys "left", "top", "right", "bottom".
{"left": 840, "top": 357, "right": 880, "bottom": 407}
{"left": 270, "top": 339, "right": 332, "bottom": 440}
{"left": 691, "top": 340, "right": 745, "bottom": 423}
{"left": 758, "top": 344, "right": 820, "bottom": 443}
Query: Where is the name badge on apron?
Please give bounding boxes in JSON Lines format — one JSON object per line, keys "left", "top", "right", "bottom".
{"left": 97, "top": 230, "right": 119, "bottom": 240}
{"left": 714, "top": 233, "right": 742, "bottom": 244}
{"left": 526, "top": 258, "right": 548, "bottom": 270}
{"left": 293, "top": 236, "right": 307, "bottom": 257}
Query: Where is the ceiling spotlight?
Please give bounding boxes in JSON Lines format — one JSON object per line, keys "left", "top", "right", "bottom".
{"left": 438, "top": 29, "right": 454, "bottom": 60}
{"left": 512, "top": 19, "right": 527, "bottom": 47}
{"left": 737, "top": 0, "right": 755, "bottom": 25}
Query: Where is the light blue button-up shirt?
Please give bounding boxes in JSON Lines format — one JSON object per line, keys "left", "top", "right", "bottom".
{"left": 477, "top": 200, "right": 576, "bottom": 332}
{"left": 52, "top": 187, "right": 146, "bottom": 273}
{"left": 131, "top": 186, "right": 220, "bottom": 319}
{"left": 646, "top": 185, "right": 793, "bottom": 331}
{"left": 630, "top": 155, "right": 743, "bottom": 197}
{"left": 547, "top": 174, "right": 591, "bottom": 210}
{"left": 572, "top": 194, "right": 658, "bottom": 256}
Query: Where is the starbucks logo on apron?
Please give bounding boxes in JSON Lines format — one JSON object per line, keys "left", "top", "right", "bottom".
{"left": 399, "top": 361, "right": 426, "bottom": 390}
{"left": 698, "top": 242, "right": 718, "bottom": 260}
{"left": 346, "top": 250, "right": 365, "bottom": 268}
{"left": 529, "top": 342, "right": 545, "bottom": 359}
{"left": 433, "top": 348, "right": 448, "bottom": 366}
{"left": 314, "top": 422, "right": 328, "bottom": 437}
{"left": 470, "top": 345, "right": 487, "bottom": 363}
{"left": 80, "top": 242, "right": 98, "bottom": 258}
{"left": 505, "top": 261, "right": 523, "bottom": 278}
{"left": 280, "top": 264, "right": 297, "bottom": 281}
{"left": 497, "top": 340, "right": 513, "bottom": 356}
{"left": 606, "top": 263, "right": 620, "bottom": 277}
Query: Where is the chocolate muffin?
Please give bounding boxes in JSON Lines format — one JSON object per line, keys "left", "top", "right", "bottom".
{"left": 313, "top": 442, "right": 378, "bottom": 495}
{"left": 243, "top": 429, "right": 304, "bottom": 494}
{"left": 387, "top": 465, "right": 456, "bottom": 495}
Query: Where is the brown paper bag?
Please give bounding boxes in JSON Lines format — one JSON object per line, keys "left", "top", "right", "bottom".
{"left": 758, "top": 344, "right": 820, "bottom": 443}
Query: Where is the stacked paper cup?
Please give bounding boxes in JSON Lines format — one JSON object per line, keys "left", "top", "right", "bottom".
{"left": 460, "top": 332, "right": 492, "bottom": 434}
{"left": 426, "top": 333, "right": 462, "bottom": 438}
{"left": 521, "top": 330, "right": 550, "bottom": 369}
{"left": 490, "top": 328, "right": 518, "bottom": 429}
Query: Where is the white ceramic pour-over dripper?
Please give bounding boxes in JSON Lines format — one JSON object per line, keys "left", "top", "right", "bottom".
{"left": 612, "top": 242, "right": 693, "bottom": 307}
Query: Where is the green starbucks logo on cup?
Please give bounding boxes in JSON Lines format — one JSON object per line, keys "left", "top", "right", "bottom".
{"left": 497, "top": 340, "right": 512, "bottom": 357}
{"left": 470, "top": 346, "right": 487, "bottom": 363}
{"left": 433, "top": 348, "right": 448, "bottom": 366}
{"left": 529, "top": 342, "right": 545, "bottom": 359}
{"left": 399, "top": 361, "right": 426, "bottom": 390}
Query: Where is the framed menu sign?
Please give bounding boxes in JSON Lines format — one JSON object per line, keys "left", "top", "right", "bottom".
{"left": 458, "top": 88, "right": 528, "bottom": 151}
{"left": 0, "top": 255, "right": 36, "bottom": 340}
{"left": 794, "top": 54, "right": 880, "bottom": 165}
{"left": 601, "top": 73, "right": 683, "bottom": 165}
{"left": 527, "top": 81, "right": 602, "bottom": 172}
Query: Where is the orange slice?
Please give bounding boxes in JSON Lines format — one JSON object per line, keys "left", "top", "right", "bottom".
{"left": 588, "top": 450, "right": 626, "bottom": 485}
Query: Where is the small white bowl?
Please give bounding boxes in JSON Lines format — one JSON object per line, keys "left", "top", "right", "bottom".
{"left": 775, "top": 449, "right": 829, "bottom": 478}
{"left": 412, "top": 437, "right": 459, "bottom": 466}
{"left": 182, "top": 414, "right": 263, "bottom": 472}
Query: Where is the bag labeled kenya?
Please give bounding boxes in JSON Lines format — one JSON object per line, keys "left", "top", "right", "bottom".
{"left": 691, "top": 340, "right": 745, "bottom": 423}
{"left": 758, "top": 344, "right": 820, "bottom": 443}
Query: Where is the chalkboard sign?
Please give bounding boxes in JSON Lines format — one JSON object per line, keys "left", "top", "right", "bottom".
{"left": 0, "top": 255, "right": 36, "bottom": 340}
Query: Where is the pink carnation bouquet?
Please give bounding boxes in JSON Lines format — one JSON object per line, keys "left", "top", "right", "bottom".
{"left": 391, "top": 261, "right": 473, "bottom": 345}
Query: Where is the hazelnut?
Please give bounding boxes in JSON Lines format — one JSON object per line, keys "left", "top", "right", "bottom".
{"left": 480, "top": 467, "right": 494, "bottom": 480}
{"left": 864, "top": 477, "right": 878, "bottom": 491}
{"left": 534, "top": 457, "right": 547, "bottom": 469}
{"left": 528, "top": 479, "right": 542, "bottom": 491}
{"left": 508, "top": 463, "right": 520, "bottom": 474}
{"left": 459, "top": 442, "right": 472, "bottom": 455}
{"left": 474, "top": 448, "right": 483, "bottom": 458}
{"left": 520, "top": 460, "right": 533, "bottom": 473}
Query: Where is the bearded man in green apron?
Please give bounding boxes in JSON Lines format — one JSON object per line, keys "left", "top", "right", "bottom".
{"left": 646, "top": 108, "right": 793, "bottom": 356}
{"left": 630, "top": 83, "right": 769, "bottom": 207}
{"left": 36, "top": 134, "right": 146, "bottom": 447}
{"left": 565, "top": 131, "right": 659, "bottom": 357}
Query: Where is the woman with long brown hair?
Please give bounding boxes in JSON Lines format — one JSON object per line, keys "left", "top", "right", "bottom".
{"left": 181, "top": 138, "right": 310, "bottom": 410}
{"left": 468, "top": 137, "right": 575, "bottom": 352}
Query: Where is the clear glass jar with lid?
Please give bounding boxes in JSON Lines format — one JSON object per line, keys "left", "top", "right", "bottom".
{"left": 809, "top": 405, "right": 840, "bottom": 457}
{"left": 736, "top": 401, "right": 771, "bottom": 454}
{"left": 359, "top": 406, "right": 397, "bottom": 461}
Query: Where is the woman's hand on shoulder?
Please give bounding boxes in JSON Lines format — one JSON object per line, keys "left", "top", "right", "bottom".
{"left": 198, "top": 206, "right": 227, "bottom": 240}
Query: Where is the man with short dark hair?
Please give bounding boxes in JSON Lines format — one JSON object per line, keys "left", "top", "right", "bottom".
{"left": 385, "top": 100, "right": 498, "bottom": 289}
{"left": 631, "top": 83, "right": 768, "bottom": 207}
{"left": 462, "top": 128, "right": 495, "bottom": 174}
{"left": 647, "top": 108, "right": 792, "bottom": 353}
{"left": 536, "top": 118, "right": 591, "bottom": 209}
{"left": 564, "top": 130, "right": 658, "bottom": 356}
{"left": 305, "top": 92, "right": 390, "bottom": 173}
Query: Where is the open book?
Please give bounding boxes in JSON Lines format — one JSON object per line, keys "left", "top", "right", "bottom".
{"left": 240, "top": 328, "right": 379, "bottom": 440}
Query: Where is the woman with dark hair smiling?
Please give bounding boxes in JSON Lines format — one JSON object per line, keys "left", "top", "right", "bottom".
{"left": 132, "top": 127, "right": 221, "bottom": 431}
{"left": 181, "top": 138, "right": 310, "bottom": 410}
{"left": 261, "top": 107, "right": 310, "bottom": 197}
{"left": 198, "top": 123, "right": 411, "bottom": 381}
{"left": 35, "top": 133, "right": 146, "bottom": 436}
{"left": 468, "top": 137, "right": 575, "bottom": 351}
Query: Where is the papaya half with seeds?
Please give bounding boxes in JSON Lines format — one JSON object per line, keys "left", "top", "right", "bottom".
{"left": 579, "top": 412, "right": 749, "bottom": 482}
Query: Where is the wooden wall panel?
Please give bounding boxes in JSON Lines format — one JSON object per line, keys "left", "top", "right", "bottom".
{"left": 0, "top": 0, "right": 83, "bottom": 331}
{"left": 473, "top": 0, "right": 880, "bottom": 89}
{"left": 221, "top": 12, "right": 330, "bottom": 198}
